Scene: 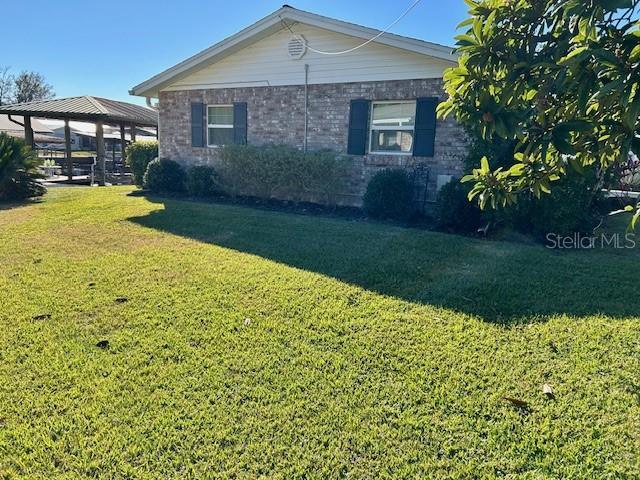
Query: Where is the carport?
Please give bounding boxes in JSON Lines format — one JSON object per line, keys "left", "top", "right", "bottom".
{"left": 0, "top": 96, "right": 158, "bottom": 185}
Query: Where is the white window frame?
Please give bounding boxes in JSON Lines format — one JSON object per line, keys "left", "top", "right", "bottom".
{"left": 207, "top": 104, "right": 234, "bottom": 147}
{"left": 369, "top": 100, "right": 416, "bottom": 156}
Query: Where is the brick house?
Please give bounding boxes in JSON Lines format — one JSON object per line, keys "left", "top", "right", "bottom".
{"left": 130, "top": 5, "right": 466, "bottom": 206}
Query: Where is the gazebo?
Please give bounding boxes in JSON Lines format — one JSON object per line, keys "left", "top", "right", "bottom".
{"left": 0, "top": 96, "right": 158, "bottom": 185}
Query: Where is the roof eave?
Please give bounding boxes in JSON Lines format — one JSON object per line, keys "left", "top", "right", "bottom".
{"left": 130, "top": 6, "right": 458, "bottom": 98}
{"left": 285, "top": 8, "right": 458, "bottom": 61}
{"left": 130, "top": 8, "right": 288, "bottom": 98}
{"left": 0, "top": 109, "right": 158, "bottom": 127}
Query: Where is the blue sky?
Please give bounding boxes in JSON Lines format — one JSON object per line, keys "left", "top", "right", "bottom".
{"left": 2, "top": 0, "right": 468, "bottom": 106}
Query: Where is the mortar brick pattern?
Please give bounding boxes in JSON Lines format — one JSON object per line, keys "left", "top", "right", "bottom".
{"left": 159, "top": 79, "right": 466, "bottom": 206}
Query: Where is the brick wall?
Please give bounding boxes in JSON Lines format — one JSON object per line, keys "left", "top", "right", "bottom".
{"left": 158, "top": 79, "right": 467, "bottom": 206}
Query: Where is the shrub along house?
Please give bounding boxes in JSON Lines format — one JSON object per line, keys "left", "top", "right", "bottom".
{"left": 130, "top": 5, "right": 466, "bottom": 206}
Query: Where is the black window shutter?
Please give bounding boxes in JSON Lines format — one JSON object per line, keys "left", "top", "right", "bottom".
{"left": 347, "top": 99, "right": 370, "bottom": 155}
{"left": 413, "top": 97, "right": 438, "bottom": 157}
{"left": 233, "top": 102, "right": 248, "bottom": 145}
{"left": 191, "top": 102, "right": 205, "bottom": 148}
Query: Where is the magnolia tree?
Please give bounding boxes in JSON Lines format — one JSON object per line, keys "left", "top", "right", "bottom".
{"left": 439, "top": 0, "right": 640, "bottom": 228}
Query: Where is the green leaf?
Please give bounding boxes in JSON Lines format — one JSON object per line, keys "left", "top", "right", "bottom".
{"left": 631, "top": 209, "right": 640, "bottom": 230}
{"left": 478, "top": 192, "right": 488, "bottom": 210}
{"left": 480, "top": 156, "right": 490, "bottom": 173}
{"left": 473, "top": 18, "right": 483, "bottom": 42}
{"left": 494, "top": 116, "right": 509, "bottom": 138}
{"left": 483, "top": 10, "right": 496, "bottom": 39}
{"left": 461, "top": 174, "right": 476, "bottom": 183}
{"left": 624, "top": 92, "right": 640, "bottom": 131}
{"left": 558, "top": 46, "right": 589, "bottom": 65}
{"left": 509, "top": 163, "right": 526, "bottom": 176}
{"left": 457, "top": 17, "right": 474, "bottom": 30}
{"left": 539, "top": 180, "right": 551, "bottom": 194}
{"left": 595, "top": 79, "right": 623, "bottom": 100}
{"left": 455, "top": 34, "right": 479, "bottom": 46}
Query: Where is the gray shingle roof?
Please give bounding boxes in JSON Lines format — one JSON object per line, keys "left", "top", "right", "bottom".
{"left": 0, "top": 96, "right": 158, "bottom": 126}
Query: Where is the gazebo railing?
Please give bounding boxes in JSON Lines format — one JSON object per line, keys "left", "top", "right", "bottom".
{"left": 37, "top": 148, "right": 131, "bottom": 184}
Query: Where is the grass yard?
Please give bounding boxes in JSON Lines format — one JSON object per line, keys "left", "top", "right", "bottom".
{"left": 1, "top": 186, "right": 639, "bottom": 479}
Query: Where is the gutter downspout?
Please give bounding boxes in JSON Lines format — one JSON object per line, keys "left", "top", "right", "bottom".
{"left": 146, "top": 97, "right": 159, "bottom": 110}
{"left": 7, "top": 114, "right": 23, "bottom": 127}
{"left": 145, "top": 97, "right": 160, "bottom": 142}
{"left": 303, "top": 64, "right": 309, "bottom": 153}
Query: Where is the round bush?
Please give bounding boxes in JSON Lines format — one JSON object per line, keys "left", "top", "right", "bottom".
{"left": 435, "top": 179, "right": 483, "bottom": 234}
{"left": 125, "top": 141, "right": 158, "bottom": 187}
{"left": 186, "top": 165, "right": 219, "bottom": 197}
{"left": 143, "top": 158, "right": 186, "bottom": 194}
{"left": 363, "top": 169, "right": 414, "bottom": 221}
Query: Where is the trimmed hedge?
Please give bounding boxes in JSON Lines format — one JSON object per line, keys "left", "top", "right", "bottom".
{"left": 363, "top": 169, "right": 414, "bottom": 221}
{"left": 126, "top": 141, "right": 158, "bottom": 186}
{"left": 143, "top": 158, "right": 186, "bottom": 194}
{"left": 218, "top": 144, "right": 348, "bottom": 204}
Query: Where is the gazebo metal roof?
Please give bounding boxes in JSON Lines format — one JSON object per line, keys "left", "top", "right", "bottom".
{"left": 0, "top": 96, "right": 158, "bottom": 127}
{"left": 0, "top": 96, "right": 158, "bottom": 186}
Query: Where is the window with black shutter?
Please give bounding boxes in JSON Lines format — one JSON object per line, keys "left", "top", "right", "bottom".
{"left": 413, "top": 97, "right": 438, "bottom": 157}
{"left": 233, "top": 102, "right": 247, "bottom": 145}
{"left": 191, "top": 102, "right": 205, "bottom": 148}
{"left": 347, "top": 99, "right": 370, "bottom": 155}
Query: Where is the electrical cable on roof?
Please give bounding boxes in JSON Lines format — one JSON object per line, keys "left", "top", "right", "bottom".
{"left": 279, "top": 0, "right": 423, "bottom": 56}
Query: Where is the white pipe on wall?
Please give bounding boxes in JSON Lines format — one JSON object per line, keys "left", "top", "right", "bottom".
{"left": 304, "top": 64, "right": 309, "bottom": 153}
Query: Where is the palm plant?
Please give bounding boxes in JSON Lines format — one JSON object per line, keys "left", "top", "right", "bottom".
{"left": 0, "top": 132, "right": 46, "bottom": 201}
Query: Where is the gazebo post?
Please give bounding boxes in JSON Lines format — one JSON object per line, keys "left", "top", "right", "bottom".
{"left": 24, "top": 116, "right": 34, "bottom": 149}
{"left": 64, "top": 119, "right": 73, "bottom": 181}
{"left": 130, "top": 124, "right": 137, "bottom": 142}
{"left": 120, "top": 124, "right": 126, "bottom": 178}
{"left": 95, "top": 120, "right": 106, "bottom": 186}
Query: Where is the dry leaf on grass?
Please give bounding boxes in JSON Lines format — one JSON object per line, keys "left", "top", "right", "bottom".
{"left": 503, "top": 397, "right": 530, "bottom": 410}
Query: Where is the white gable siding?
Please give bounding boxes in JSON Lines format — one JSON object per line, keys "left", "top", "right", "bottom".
{"left": 163, "top": 24, "right": 452, "bottom": 91}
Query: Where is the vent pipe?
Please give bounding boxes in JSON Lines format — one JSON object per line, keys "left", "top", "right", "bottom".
{"left": 304, "top": 64, "right": 309, "bottom": 153}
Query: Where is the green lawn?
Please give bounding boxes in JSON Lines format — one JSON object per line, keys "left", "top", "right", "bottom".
{"left": 1, "top": 187, "right": 639, "bottom": 479}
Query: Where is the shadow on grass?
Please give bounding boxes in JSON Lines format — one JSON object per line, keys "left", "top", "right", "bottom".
{"left": 128, "top": 195, "right": 640, "bottom": 324}
{"left": 0, "top": 198, "right": 42, "bottom": 211}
